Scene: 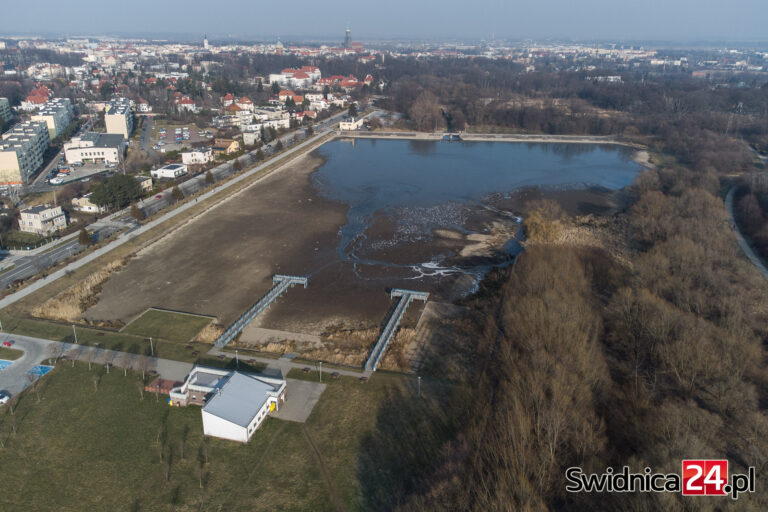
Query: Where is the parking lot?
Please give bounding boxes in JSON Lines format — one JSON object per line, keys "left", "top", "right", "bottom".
{"left": 48, "top": 161, "right": 115, "bottom": 185}
{"left": 149, "top": 121, "right": 213, "bottom": 153}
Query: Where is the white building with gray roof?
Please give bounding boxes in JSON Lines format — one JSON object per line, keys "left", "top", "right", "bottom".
{"left": 170, "top": 366, "right": 287, "bottom": 443}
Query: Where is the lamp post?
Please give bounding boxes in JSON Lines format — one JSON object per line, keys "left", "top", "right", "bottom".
{"left": 319, "top": 361, "right": 323, "bottom": 383}
{"left": 72, "top": 324, "right": 78, "bottom": 344}
{"left": 149, "top": 337, "right": 154, "bottom": 356}
{"left": 418, "top": 376, "right": 421, "bottom": 398}
{"left": 235, "top": 349, "right": 239, "bottom": 369}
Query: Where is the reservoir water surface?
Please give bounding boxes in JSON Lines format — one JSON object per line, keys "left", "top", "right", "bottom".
{"left": 311, "top": 138, "right": 640, "bottom": 273}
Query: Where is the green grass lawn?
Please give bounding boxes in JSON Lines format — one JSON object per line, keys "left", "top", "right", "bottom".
{"left": 0, "top": 363, "right": 464, "bottom": 511}
{"left": 122, "top": 309, "right": 214, "bottom": 343}
{"left": 0, "top": 346, "right": 23, "bottom": 360}
{"left": 0, "top": 314, "right": 213, "bottom": 362}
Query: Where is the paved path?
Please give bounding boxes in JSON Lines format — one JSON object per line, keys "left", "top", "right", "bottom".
{"left": 205, "top": 345, "right": 369, "bottom": 379}
{"left": 0, "top": 332, "right": 51, "bottom": 395}
{"left": 725, "top": 186, "right": 768, "bottom": 280}
{"left": 0, "top": 332, "right": 193, "bottom": 397}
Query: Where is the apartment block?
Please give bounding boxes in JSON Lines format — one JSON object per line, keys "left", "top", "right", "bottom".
{"left": 104, "top": 97, "right": 134, "bottom": 138}
{"left": 0, "top": 121, "right": 50, "bottom": 185}
{"left": 0, "top": 97, "right": 11, "bottom": 124}
{"left": 31, "top": 97, "right": 74, "bottom": 139}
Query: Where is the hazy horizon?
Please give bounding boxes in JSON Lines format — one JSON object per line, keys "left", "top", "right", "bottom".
{"left": 0, "top": 0, "right": 766, "bottom": 43}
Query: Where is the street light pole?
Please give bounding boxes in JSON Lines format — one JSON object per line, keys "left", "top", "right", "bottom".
{"left": 149, "top": 337, "right": 154, "bottom": 356}
{"left": 72, "top": 324, "right": 78, "bottom": 344}
{"left": 235, "top": 349, "right": 239, "bottom": 369}
{"left": 418, "top": 376, "right": 421, "bottom": 398}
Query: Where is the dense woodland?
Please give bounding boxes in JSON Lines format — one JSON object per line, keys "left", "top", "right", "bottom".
{"left": 372, "top": 59, "right": 768, "bottom": 510}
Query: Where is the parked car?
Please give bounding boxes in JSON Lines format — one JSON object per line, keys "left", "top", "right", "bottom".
{"left": 2, "top": 340, "right": 12, "bottom": 347}
{"left": 0, "top": 391, "right": 11, "bottom": 406}
{"left": 155, "top": 194, "right": 163, "bottom": 199}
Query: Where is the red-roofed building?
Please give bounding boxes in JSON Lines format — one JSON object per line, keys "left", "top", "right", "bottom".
{"left": 222, "top": 93, "right": 235, "bottom": 107}
{"left": 20, "top": 86, "right": 52, "bottom": 111}
{"left": 236, "top": 96, "right": 254, "bottom": 112}
{"left": 177, "top": 96, "right": 199, "bottom": 113}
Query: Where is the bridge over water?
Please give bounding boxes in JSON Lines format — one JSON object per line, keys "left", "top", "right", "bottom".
{"left": 365, "top": 289, "right": 429, "bottom": 372}
{"left": 214, "top": 274, "right": 308, "bottom": 348}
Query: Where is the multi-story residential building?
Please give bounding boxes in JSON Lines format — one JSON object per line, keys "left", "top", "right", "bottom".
{"left": 19, "top": 204, "right": 68, "bottom": 235}
{"left": 104, "top": 97, "right": 133, "bottom": 138}
{"left": 181, "top": 148, "right": 214, "bottom": 165}
{"left": 64, "top": 132, "right": 125, "bottom": 164}
{"left": 30, "top": 97, "right": 74, "bottom": 139}
{"left": 0, "top": 98, "right": 12, "bottom": 124}
{"left": 0, "top": 121, "right": 50, "bottom": 185}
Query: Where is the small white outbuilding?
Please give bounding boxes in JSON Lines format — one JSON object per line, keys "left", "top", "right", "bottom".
{"left": 201, "top": 372, "right": 286, "bottom": 443}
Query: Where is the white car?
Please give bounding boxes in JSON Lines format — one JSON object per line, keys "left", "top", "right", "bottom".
{"left": 0, "top": 391, "right": 10, "bottom": 405}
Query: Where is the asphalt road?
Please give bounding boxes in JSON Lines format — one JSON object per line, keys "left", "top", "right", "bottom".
{"left": 140, "top": 115, "right": 152, "bottom": 152}
{"left": 0, "top": 217, "right": 137, "bottom": 290}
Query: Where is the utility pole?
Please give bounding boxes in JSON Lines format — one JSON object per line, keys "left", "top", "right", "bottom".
{"left": 149, "top": 337, "right": 154, "bottom": 356}
{"left": 72, "top": 324, "right": 78, "bottom": 344}
{"left": 319, "top": 361, "right": 323, "bottom": 383}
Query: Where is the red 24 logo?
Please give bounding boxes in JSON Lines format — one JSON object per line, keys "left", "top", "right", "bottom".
{"left": 682, "top": 460, "right": 728, "bottom": 496}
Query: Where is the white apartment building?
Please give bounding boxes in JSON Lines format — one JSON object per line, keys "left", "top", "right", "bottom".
{"left": 181, "top": 148, "right": 213, "bottom": 165}
{"left": 19, "top": 204, "right": 67, "bottom": 235}
{"left": 104, "top": 97, "right": 134, "bottom": 138}
{"left": 31, "top": 97, "right": 74, "bottom": 139}
{"left": 0, "top": 98, "right": 11, "bottom": 124}
{"left": 64, "top": 133, "right": 125, "bottom": 164}
{"left": 0, "top": 121, "right": 50, "bottom": 185}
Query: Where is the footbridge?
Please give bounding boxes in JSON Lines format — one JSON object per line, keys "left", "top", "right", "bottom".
{"left": 214, "top": 274, "right": 308, "bottom": 348}
{"left": 365, "top": 289, "right": 429, "bottom": 372}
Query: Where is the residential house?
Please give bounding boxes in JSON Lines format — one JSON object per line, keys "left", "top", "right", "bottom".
{"left": 19, "top": 204, "right": 67, "bottom": 235}
{"left": 181, "top": 148, "right": 214, "bottom": 165}
{"left": 72, "top": 193, "right": 106, "bottom": 214}
{"left": 212, "top": 138, "right": 240, "bottom": 156}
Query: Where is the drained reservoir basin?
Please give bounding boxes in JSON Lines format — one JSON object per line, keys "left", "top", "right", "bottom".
{"left": 84, "top": 137, "right": 641, "bottom": 360}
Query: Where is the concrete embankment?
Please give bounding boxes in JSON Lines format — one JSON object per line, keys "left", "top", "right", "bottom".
{"left": 339, "top": 130, "right": 642, "bottom": 148}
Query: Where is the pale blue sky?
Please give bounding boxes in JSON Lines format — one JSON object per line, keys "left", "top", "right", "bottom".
{"left": 0, "top": 0, "right": 766, "bottom": 42}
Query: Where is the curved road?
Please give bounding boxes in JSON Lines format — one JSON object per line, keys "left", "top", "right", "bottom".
{"left": 725, "top": 186, "right": 768, "bottom": 280}
{"left": 0, "top": 333, "right": 52, "bottom": 396}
